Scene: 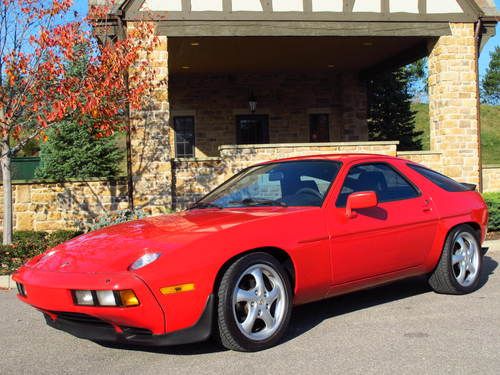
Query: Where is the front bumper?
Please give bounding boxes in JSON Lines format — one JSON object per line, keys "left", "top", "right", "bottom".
{"left": 13, "top": 267, "right": 213, "bottom": 346}
{"left": 43, "top": 295, "right": 214, "bottom": 346}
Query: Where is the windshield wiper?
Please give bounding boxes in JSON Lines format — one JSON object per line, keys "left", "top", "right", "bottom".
{"left": 229, "top": 198, "right": 288, "bottom": 207}
{"left": 189, "top": 202, "right": 223, "bottom": 210}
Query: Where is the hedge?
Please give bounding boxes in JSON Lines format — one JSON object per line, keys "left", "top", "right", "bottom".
{"left": 0, "top": 231, "right": 82, "bottom": 275}
{"left": 484, "top": 193, "right": 500, "bottom": 232}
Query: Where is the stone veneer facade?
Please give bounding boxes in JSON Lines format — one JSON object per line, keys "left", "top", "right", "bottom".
{"left": 129, "top": 33, "right": 172, "bottom": 215}
{"left": 0, "top": 179, "right": 129, "bottom": 232}
{"left": 169, "top": 72, "right": 368, "bottom": 158}
{"left": 428, "top": 23, "right": 481, "bottom": 186}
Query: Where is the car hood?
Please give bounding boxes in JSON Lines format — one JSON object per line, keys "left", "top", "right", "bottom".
{"left": 28, "top": 207, "right": 302, "bottom": 273}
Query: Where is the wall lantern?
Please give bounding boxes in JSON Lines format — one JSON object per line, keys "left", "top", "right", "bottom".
{"left": 248, "top": 92, "right": 257, "bottom": 113}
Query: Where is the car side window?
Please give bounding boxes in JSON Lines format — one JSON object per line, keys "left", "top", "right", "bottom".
{"left": 407, "top": 164, "right": 469, "bottom": 192}
{"left": 336, "top": 163, "right": 420, "bottom": 207}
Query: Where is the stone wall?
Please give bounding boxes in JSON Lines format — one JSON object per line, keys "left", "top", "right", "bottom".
{"left": 129, "top": 30, "right": 172, "bottom": 215}
{"left": 428, "top": 22, "right": 481, "bottom": 186}
{"left": 0, "top": 179, "right": 128, "bottom": 232}
{"left": 169, "top": 72, "right": 368, "bottom": 158}
{"left": 397, "top": 151, "right": 443, "bottom": 171}
{"left": 483, "top": 166, "right": 500, "bottom": 192}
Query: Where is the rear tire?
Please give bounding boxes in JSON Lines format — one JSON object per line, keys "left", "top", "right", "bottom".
{"left": 215, "top": 252, "right": 292, "bottom": 352}
{"left": 428, "top": 224, "right": 482, "bottom": 295}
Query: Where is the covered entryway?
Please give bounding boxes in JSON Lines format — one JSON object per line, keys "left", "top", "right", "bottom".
{"left": 91, "top": 0, "right": 498, "bottom": 212}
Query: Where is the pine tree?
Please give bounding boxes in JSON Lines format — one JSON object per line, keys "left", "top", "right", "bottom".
{"left": 367, "top": 69, "right": 423, "bottom": 151}
{"left": 482, "top": 46, "right": 500, "bottom": 105}
{"left": 35, "top": 46, "right": 124, "bottom": 180}
{"left": 35, "top": 121, "right": 123, "bottom": 180}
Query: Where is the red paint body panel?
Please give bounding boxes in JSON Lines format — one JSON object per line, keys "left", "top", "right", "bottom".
{"left": 13, "top": 154, "right": 488, "bottom": 340}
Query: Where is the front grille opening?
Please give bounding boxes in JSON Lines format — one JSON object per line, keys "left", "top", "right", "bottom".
{"left": 50, "top": 311, "right": 111, "bottom": 327}
{"left": 120, "top": 326, "right": 153, "bottom": 336}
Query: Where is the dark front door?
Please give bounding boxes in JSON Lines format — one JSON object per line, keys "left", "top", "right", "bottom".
{"left": 236, "top": 115, "right": 269, "bottom": 145}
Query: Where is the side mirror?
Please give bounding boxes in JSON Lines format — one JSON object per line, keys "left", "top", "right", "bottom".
{"left": 346, "top": 191, "right": 378, "bottom": 218}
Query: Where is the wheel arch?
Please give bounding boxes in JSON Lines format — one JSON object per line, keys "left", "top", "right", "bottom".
{"left": 212, "top": 247, "right": 296, "bottom": 296}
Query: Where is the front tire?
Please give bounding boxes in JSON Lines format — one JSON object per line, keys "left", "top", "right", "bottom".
{"left": 215, "top": 252, "right": 293, "bottom": 352}
{"left": 428, "top": 224, "right": 483, "bottom": 295}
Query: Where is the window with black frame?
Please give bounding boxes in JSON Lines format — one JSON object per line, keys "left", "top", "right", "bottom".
{"left": 174, "top": 116, "right": 195, "bottom": 158}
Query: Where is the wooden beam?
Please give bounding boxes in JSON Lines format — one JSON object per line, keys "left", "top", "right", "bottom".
{"left": 157, "top": 21, "right": 452, "bottom": 37}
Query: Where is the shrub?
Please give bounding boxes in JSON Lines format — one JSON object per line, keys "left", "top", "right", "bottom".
{"left": 88, "top": 209, "right": 148, "bottom": 232}
{"left": 483, "top": 193, "right": 500, "bottom": 232}
{"left": 0, "top": 231, "right": 82, "bottom": 275}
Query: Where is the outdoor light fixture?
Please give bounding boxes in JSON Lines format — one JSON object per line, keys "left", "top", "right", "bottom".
{"left": 248, "top": 92, "right": 257, "bottom": 113}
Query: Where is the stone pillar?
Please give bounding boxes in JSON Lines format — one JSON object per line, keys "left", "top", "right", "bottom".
{"left": 128, "top": 31, "right": 172, "bottom": 214}
{"left": 341, "top": 73, "right": 368, "bottom": 142}
{"left": 428, "top": 23, "right": 480, "bottom": 185}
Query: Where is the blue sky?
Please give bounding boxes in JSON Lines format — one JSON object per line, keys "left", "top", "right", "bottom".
{"left": 479, "top": 0, "right": 500, "bottom": 77}
{"left": 74, "top": 1, "right": 499, "bottom": 77}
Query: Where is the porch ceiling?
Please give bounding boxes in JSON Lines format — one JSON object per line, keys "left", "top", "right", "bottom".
{"left": 168, "top": 36, "right": 430, "bottom": 75}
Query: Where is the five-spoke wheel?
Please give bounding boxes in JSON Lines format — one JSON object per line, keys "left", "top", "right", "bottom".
{"left": 216, "top": 253, "right": 292, "bottom": 352}
{"left": 429, "top": 224, "right": 483, "bottom": 294}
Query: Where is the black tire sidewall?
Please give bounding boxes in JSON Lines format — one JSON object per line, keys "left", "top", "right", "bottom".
{"left": 446, "top": 225, "right": 483, "bottom": 293}
{"left": 217, "top": 252, "right": 293, "bottom": 351}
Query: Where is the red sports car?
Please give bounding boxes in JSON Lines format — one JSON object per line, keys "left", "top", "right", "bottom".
{"left": 14, "top": 154, "right": 488, "bottom": 351}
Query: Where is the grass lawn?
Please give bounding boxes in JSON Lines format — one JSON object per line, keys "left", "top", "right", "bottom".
{"left": 413, "top": 103, "right": 500, "bottom": 165}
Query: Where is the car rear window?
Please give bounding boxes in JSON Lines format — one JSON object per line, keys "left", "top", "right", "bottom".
{"left": 407, "top": 164, "right": 469, "bottom": 192}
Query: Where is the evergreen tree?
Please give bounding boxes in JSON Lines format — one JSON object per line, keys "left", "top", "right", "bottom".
{"left": 367, "top": 69, "right": 423, "bottom": 151}
{"left": 35, "top": 121, "right": 123, "bottom": 179}
{"left": 35, "top": 46, "right": 124, "bottom": 180}
{"left": 482, "top": 46, "right": 500, "bottom": 105}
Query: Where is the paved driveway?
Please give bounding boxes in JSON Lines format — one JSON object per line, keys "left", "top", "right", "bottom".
{"left": 1, "top": 243, "right": 499, "bottom": 375}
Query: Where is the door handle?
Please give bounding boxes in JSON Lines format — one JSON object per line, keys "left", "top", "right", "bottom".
{"left": 423, "top": 199, "right": 432, "bottom": 212}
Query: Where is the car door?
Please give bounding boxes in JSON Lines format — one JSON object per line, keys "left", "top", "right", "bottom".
{"left": 328, "top": 161, "right": 439, "bottom": 284}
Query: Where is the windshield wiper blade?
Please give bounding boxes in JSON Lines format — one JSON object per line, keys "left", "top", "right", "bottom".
{"left": 189, "top": 202, "right": 223, "bottom": 210}
{"left": 229, "top": 198, "right": 288, "bottom": 207}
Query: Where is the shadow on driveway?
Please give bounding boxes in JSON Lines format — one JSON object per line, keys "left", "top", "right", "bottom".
{"left": 97, "top": 255, "right": 498, "bottom": 355}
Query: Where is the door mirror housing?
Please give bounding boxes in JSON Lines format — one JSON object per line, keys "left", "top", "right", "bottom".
{"left": 346, "top": 191, "right": 378, "bottom": 218}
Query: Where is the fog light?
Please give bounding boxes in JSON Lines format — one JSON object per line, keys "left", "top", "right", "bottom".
{"left": 74, "top": 290, "right": 94, "bottom": 306}
{"left": 96, "top": 291, "right": 117, "bottom": 306}
{"left": 118, "top": 290, "right": 139, "bottom": 307}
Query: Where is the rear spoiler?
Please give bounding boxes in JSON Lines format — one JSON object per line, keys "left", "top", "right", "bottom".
{"left": 460, "top": 183, "right": 477, "bottom": 191}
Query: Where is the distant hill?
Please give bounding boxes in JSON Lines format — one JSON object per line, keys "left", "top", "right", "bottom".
{"left": 412, "top": 103, "right": 500, "bottom": 165}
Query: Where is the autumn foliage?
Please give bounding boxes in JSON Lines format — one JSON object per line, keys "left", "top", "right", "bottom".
{"left": 0, "top": 0, "right": 160, "bottom": 244}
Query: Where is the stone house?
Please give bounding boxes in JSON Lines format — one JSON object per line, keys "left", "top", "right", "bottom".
{"left": 1, "top": 0, "right": 499, "bottom": 233}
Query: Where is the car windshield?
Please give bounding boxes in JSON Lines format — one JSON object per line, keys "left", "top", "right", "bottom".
{"left": 193, "top": 160, "right": 341, "bottom": 209}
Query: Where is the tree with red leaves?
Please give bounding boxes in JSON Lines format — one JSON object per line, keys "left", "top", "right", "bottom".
{"left": 0, "top": 0, "right": 160, "bottom": 244}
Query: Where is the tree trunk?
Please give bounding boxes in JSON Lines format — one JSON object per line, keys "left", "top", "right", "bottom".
{"left": 1, "top": 141, "right": 13, "bottom": 245}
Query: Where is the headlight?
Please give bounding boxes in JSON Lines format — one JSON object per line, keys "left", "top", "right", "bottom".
{"left": 129, "top": 252, "right": 162, "bottom": 271}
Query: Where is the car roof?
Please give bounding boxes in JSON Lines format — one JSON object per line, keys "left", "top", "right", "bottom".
{"left": 263, "top": 153, "right": 402, "bottom": 164}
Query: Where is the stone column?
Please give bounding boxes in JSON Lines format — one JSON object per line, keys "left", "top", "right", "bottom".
{"left": 428, "top": 23, "right": 480, "bottom": 185}
{"left": 128, "top": 31, "right": 172, "bottom": 214}
{"left": 340, "top": 73, "right": 368, "bottom": 142}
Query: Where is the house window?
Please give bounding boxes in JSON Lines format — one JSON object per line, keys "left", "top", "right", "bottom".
{"left": 309, "top": 114, "right": 330, "bottom": 142}
{"left": 236, "top": 115, "right": 269, "bottom": 145}
{"left": 174, "top": 116, "right": 195, "bottom": 158}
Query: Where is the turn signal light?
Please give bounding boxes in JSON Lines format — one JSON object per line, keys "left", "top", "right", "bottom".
{"left": 118, "top": 290, "right": 140, "bottom": 307}
{"left": 160, "top": 283, "right": 195, "bottom": 295}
